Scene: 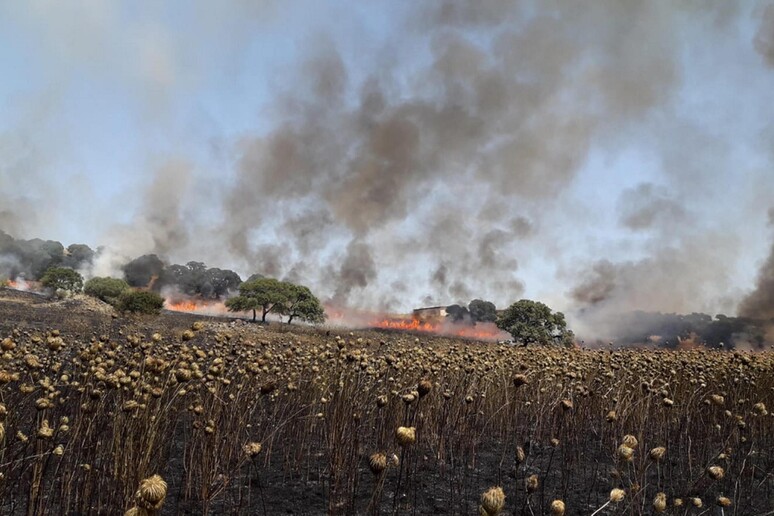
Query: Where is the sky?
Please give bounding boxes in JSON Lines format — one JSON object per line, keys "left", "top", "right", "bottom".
{"left": 2, "top": 0, "right": 774, "bottom": 327}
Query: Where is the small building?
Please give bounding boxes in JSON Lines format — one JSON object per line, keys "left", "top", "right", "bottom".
{"left": 412, "top": 306, "right": 447, "bottom": 323}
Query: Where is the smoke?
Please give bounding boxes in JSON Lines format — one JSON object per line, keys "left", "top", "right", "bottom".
{"left": 0, "top": 230, "right": 94, "bottom": 281}
{"left": 738, "top": 209, "right": 774, "bottom": 320}
{"left": 755, "top": 3, "right": 774, "bottom": 66}
{"left": 1, "top": 0, "right": 774, "bottom": 321}
{"left": 567, "top": 179, "right": 745, "bottom": 338}
{"left": 618, "top": 183, "right": 687, "bottom": 231}
{"left": 217, "top": 0, "right": 688, "bottom": 308}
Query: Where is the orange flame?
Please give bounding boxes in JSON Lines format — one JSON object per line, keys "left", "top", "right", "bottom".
{"left": 322, "top": 304, "right": 508, "bottom": 341}
{"left": 164, "top": 299, "right": 228, "bottom": 315}
{"left": 5, "top": 278, "right": 33, "bottom": 291}
{"left": 370, "top": 316, "right": 507, "bottom": 341}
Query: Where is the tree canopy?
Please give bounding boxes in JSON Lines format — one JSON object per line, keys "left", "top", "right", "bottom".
{"left": 0, "top": 230, "right": 91, "bottom": 280}
{"left": 225, "top": 278, "right": 288, "bottom": 322}
{"left": 274, "top": 283, "right": 326, "bottom": 324}
{"left": 40, "top": 267, "right": 83, "bottom": 294}
{"left": 123, "top": 254, "right": 165, "bottom": 288}
{"left": 445, "top": 304, "right": 471, "bottom": 323}
{"left": 468, "top": 299, "right": 497, "bottom": 323}
{"left": 226, "top": 278, "right": 325, "bottom": 324}
{"left": 156, "top": 261, "right": 242, "bottom": 299}
{"left": 496, "top": 299, "right": 574, "bottom": 347}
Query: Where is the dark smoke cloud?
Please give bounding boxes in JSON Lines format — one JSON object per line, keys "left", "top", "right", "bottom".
{"left": 0, "top": 230, "right": 94, "bottom": 280}
{"left": 330, "top": 240, "right": 376, "bottom": 304}
{"left": 569, "top": 260, "right": 617, "bottom": 307}
{"left": 755, "top": 3, "right": 774, "bottom": 66}
{"left": 738, "top": 211, "right": 774, "bottom": 320}
{"left": 215, "top": 0, "right": 693, "bottom": 308}
{"left": 738, "top": 247, "right": 774, "bottom": 320}
{"left": 141, "top": 160, "right": 192, "bottom": 255}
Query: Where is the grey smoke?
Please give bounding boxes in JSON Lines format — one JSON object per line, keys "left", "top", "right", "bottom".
{"left": 1, "top": 0, "right": 773, "bottom": 321}
{"left": 755, "top": 3, "right": 774, "bottom": 66}
{"left": 330, "top": 240, "right": 376, "bottom": 305}
{"left": 738, "top": 210, "right": 774, "bottom": 320}
{"left": 618, "top": 183, "right": 687, "bottom": 231}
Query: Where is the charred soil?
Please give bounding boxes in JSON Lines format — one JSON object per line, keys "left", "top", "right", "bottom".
{"left": 0, "top": 288, "right": 772, "bottom": 515}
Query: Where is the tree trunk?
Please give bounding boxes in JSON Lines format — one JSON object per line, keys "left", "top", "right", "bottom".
{"left": 252, "top": 308, "right": 256, "bottom": 322}
{"left": 287, "top": 315, "right": 294, "bottom": 325}
{"left": 262, "top": 308, "right": 268, "bottom": 323}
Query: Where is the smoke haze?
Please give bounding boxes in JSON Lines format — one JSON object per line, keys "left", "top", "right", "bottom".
{"left": 2, "top": 1, "right": 774, "bottom": 330}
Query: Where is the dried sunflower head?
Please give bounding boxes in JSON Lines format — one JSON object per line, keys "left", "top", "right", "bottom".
{"left": 369, "top": 452, "right": 387, "bottom": 475}
{"left": 242, "top": 442, "right": 262, "bottom": 459}
{"left": 480, "top": 486, "right": 505, "bottom": 516}
{"left": 135, "top": 474, "right": 167, "bottom": 510}
{"left": 395, "top": 426, "right": 416, "bottom": 446}
{"left": 610, "top": 489, "right": 625, "bottom": 503}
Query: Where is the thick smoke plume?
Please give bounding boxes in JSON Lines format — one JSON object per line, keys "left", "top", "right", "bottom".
{"left": 1, "top": 1, "right": 774, "bottom": 330}
{"left": 738, "top": 208, "right": 774, "bottom": 320}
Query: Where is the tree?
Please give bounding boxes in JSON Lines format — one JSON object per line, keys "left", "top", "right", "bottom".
{"left": 182, "top": 261, "right": 208, "bottom": 293}
{"left": 64, "top": 243, "right": 95, "bottom": 269}
{"left": 274, "top": 284, "right": 326, "bottom": 324}
{"left": 468, "top": 299, "right": 497, "bottom": 323}
{"left": 83, "top": 277, "right": 130, "bottom": 304}
{"left": 202, "top": 268, "right": 242, "bottom": 299}
{"left": 123, "top": 254, "right": 165, "bottom": 288}
{"left": 159, "top": 262, "right": 242, "bottom": 299}
{"left": 226, "top": 278, "right": 288, "bottom": 322}
{"left": 446, "top": 304, "right": 471, "bottom": 324}
{"left": 496, "top": 299, "right": 574, "bottom": 347}
{"left": 24, "top": 239, "right": 65, "bottom": 279}
{"left": 40, "top": 267, "right": 83, "bottom": 294}
{"left": 158, "top": 263, "right": 189, "bottom": 291}
{"left": 116, "top": 290, "right": 165, "bottom": 314}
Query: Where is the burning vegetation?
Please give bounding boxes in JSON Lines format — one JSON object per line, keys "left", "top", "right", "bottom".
{"left": 3, "top": 228, "right": 774, "bottom": 348}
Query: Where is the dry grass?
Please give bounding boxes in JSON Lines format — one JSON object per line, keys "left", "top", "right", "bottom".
{"left": 0, "top": 293, "right": 772, "bottom": 514}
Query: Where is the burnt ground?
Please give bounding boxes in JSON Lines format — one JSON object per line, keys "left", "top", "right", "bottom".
{"left": 0, "top": 288, "right": 772, "bottom": 515}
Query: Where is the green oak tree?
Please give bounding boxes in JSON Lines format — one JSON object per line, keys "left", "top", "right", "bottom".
{"left": 40, "top": 267, "right": 83, "bottom": 294}
{"left": 496, "top": 299, "right": 574, "bottom": 347}
{"left": 225, "top": 277, "right": 288, "bottom": 322}
{"left": 274, "top": 284, "right": 326, "bottom": 325}
{"left": 468, "top": 299, "right": 497, "bottom": 323}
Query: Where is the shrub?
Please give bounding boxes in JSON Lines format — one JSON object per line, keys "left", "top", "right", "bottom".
{"left": 83, "top": 277, "right": 130, "bottom": 304}
{"left": 117, "top": 290, "right": 165, "bottom": 314}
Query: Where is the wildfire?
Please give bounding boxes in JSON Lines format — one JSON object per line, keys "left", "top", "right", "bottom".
{"left": 5, "top": 278, "right": 32, "bottom": 291}
{"left": 163, "top": 300, "right": 506, "bottom": 341}
{"left": 322, "top": 304, "right": 508, "bottom": 341}
{"left": 164, "top": 299, "right": 228, "bottom": 315}
{"left": 370, "top": 317, "right": 508, "bottom": 341}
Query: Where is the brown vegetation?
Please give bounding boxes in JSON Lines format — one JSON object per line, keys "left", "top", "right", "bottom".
{"left": 0, "top": 289, "right": 772, "bottom": 514}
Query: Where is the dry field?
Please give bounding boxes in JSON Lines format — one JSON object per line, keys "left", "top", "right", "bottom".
{"left": 0, "top": 288, "right": 772, "bottom": 515}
